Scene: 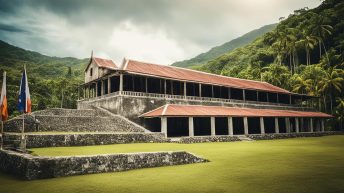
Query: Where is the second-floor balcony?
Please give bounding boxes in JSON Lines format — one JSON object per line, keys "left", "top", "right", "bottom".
{"left": 78, "top": 90, "right": 314, "bottom": 111}
{"left": 78, "top": 72, "right": 315, "bottom": 111}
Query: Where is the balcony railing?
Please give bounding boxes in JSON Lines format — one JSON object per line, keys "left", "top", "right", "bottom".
{"left": 78, "top": 91, "right": 313, "bottom": 110}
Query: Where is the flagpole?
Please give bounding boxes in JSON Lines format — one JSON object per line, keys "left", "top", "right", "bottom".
{"left": 0, "top": 120, "right": 3, "bottom": 150}
{"left": 21, "top": 113, "right": 25, "bottom": 151}
{"left": 21, "top": 64, "right": 26, "bottom": 151}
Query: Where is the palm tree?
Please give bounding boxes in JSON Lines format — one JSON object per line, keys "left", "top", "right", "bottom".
{"left": 286, "top": 28, "right": 298, "bottom": 73}
{"left": 319, "top": 66, "right": 344, "bottom": 114}
{"left": 297, "top": 31, "right": 317, "bottom": 65}
{"left": 272, "top": 27, "right": 289, "bottom": 65}
{"left": 311, "top": 14, "right": 333, "bottom": 61}
{"left": 291, "top": 75, "right": 310, "bottom": 95}
{"left": 262, "top": 63, "right": 291, "bottom": 88}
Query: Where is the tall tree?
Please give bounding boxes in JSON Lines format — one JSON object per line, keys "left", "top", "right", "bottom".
{"left": 319, "top": 66, "right": 344, "bottom": 113}
{"left": 311, "top": 14, "right": 333, "bottom": 62}
{"left": 261, "top": 63, "right": 291, "bottom": 89}
{"left": 297, "top": 31, "right": 317, "bottom": 65}
{"left": 286, "top": 28, "right": 298, "bottom": 72}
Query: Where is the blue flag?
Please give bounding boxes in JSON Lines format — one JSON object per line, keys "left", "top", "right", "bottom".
{"left": 18, "top": 68, "right": 31, "bottom": 113}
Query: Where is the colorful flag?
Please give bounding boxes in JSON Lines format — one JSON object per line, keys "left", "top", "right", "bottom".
{"left": 18, "top": 67, "right": 31, "bottom": 113}
{"left": 0, "top": 71, "right": 8, "bottom": 121}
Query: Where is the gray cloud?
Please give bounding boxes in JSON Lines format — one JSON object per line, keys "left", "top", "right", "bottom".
{"left": 0, "top": 0, "right": 321, "bottom": 64}
{"left": 0, "top": 24, "right": 28, "bottom": 33}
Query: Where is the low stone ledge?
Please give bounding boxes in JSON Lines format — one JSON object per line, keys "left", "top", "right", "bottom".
{"left": 178, "top": 136, "right": 240, "bottom": 143}
{"left": 0, "top": 150, "right": 208, "bottom": 180}
{"left": 4, "top": 133, "right": 169, "bottom": 148}
{"left": 247, "top": 131, "right": 343, "bottom": 140}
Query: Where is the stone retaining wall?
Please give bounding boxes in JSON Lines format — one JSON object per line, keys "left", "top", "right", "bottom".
{"left": 4, "top": 110, "right": 146, "bottom": 133}
{"left": 32, "top": 108, "right": 108, "bottom": 117}
{"left": 177, "top": 136, "right": 240, "bottom": 143}
{"left": 4, "top": 133, "right": 168, "bottom": 148}
{"left": 78, "top": 94, "right": 311, "bottom": 125}
{"left": 247, "top": 131, "right": 343, "bottom": 140}
{"left": 0, "top": 150, "right": 207, "bottom": 180}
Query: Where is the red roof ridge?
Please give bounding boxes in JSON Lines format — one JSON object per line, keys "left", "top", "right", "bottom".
{"left": 140, "top": 104, "right": 333, "bottom": 118}
{"left": 93, "top": 57, "right": 118, "bottom": 69}
{"left": 140, "top": 105, "right": 166, "bottom": 117}
{"left": 124, "top": 58, "right": 290, "bottom": 93}
{"left": 162, "top": 104, "right": 169, "bottom": 116}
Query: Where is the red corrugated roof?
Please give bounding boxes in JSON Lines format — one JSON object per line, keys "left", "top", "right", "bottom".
{"left": 140, "top": 104, "right": 332, "bottom": 118}
{"left": 93, "top": 57, "right": 118, "bottom": 69}
{"left": 123, "top": 59, "right": 290, "bottom": 94}
{"left": 85, "top": 57, "right": 118, "bottom": 72}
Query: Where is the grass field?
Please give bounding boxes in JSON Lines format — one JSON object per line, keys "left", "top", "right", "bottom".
{"left": 1, "top": 135, "right": 344, "bottom": 193}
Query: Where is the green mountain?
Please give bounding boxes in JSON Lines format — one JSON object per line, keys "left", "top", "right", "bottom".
{"left": 171, "top": 23, "right": 277, "bottom": 68}
{"left": 194, "top": 0, "right": 344, "bottom": 129}
{"left": 0, "top": 40, "right": 88, "bottom": 116}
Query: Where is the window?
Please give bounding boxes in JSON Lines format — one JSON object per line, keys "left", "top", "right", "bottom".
{"left": 90, "top": 68, "right": 93, "bottom": 76}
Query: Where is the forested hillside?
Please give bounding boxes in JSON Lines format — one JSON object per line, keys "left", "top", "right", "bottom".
{"left": 195, "top": 0, "right": 344, "bottom": 129}
{"left": 171, "top": 24, "right": 277, "bottom": 68}
{"left": 0, "top": 40, "right": 87, "bottom": 116}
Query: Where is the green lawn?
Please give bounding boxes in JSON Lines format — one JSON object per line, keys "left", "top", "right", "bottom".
{"left": 1, "top": 136, "right": 344, "bottom": 193}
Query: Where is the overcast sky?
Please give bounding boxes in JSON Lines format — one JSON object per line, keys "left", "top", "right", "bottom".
{"left": 0, "top": 0, "right": 321, "bottom": 64}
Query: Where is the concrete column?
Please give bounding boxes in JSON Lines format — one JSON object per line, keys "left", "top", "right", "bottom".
{"left": 321, "top": 119, "right": 325, "bottom": 132}
{"left": 295, "top": 117, "right": 300, "bottom": 133}
{"left": 161, "top": 117, "right": 167, "bottom": 138}
{"left": 184, "top": 82, "right": 187, "bottom": 97}
{"left": 260, "top": 117, "right": 265, "bottom": 134}
{"left": 243, "top": 90, "right": 246, "bottom": 101}
{"left": 108, "top": 77, "right": 111, "bottom": 94}
{"left": 243, "top": 117, "right": 249, "bottom": 135}
{"left": 119, "top": 74, "right": 123, "bottom": 92}
{"left": 289, "top": 94, "right": 292, "bottom": 105}
{"left": 211, "top": 85, "right": 214, "bottom": 98}
{"left": 228, "top": 117, "right": 233, "bottom": 136}
{"left": 285, "top": 117, "right": 290, "bottom": 133}
{"left": 275, "top": 117, "right": 279, "bottom": 134}
{"left": 189, "top": 117, "right": 194, "bottom": 137}
{"left": 310, "top": 118, "right": 314, "bottom": 132}
{"left": 96, "top": 82, "right": 99, "bottom": 97}
{"left": 301, "top": 118, "right": 304, "bottom": 132}
{"left": 211, "top": 117, "right": 216, "bottom": 136}
{"left": 164, "top": 80, "right": 167, "bottom": 94}
{"left": 199, "top": 84, "right": 202, "bottom": 97}
{"left": 228, "top": 88, "right": 231, "bottom": 99}
{"left": 316, "top": 119, "right": 320, "bottom": 132}
{"left": 101, "top": 80, "right": 104, "bottom": 96}
{"left": 93, "top": 84, "right": 95, "bottom": 97}
{"left": 256, "top": 91, "right": 259, "bottom": 102}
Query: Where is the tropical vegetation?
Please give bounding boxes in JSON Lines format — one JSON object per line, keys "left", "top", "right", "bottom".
{"left": 0, "top": 40, "right": 87, "bottom": 117}
{"left": 194, "top": 0, "right": 344, "bottom": 129}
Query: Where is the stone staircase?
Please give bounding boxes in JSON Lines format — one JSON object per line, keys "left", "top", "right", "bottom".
{"left": 4, "top": 108, "right": 148, "bottom": 133}
{"left": 2, "top": 108, "right": 166, "bottom": 149}
{"left": 237, "top": 135, "right": 254, "bottom": 142}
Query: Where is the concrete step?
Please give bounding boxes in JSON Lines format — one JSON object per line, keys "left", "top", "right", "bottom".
{"left": 3, "top": 132, "right": 167, "bottom": 148}
{"left": 4, "top": 115, "right": 147, "bottom": 133}
{"left": 32, "top": 108, "right": 108, "bottom": 117}
{"left": 237, "top": 135, "right": 254, "bottom": 142}
{"left": 169, "top": 138, "right": 181, "bottom": 142}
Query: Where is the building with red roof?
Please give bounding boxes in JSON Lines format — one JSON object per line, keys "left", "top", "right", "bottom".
{"left": 78, "top": 55, "right": 332, "bottom": 138}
